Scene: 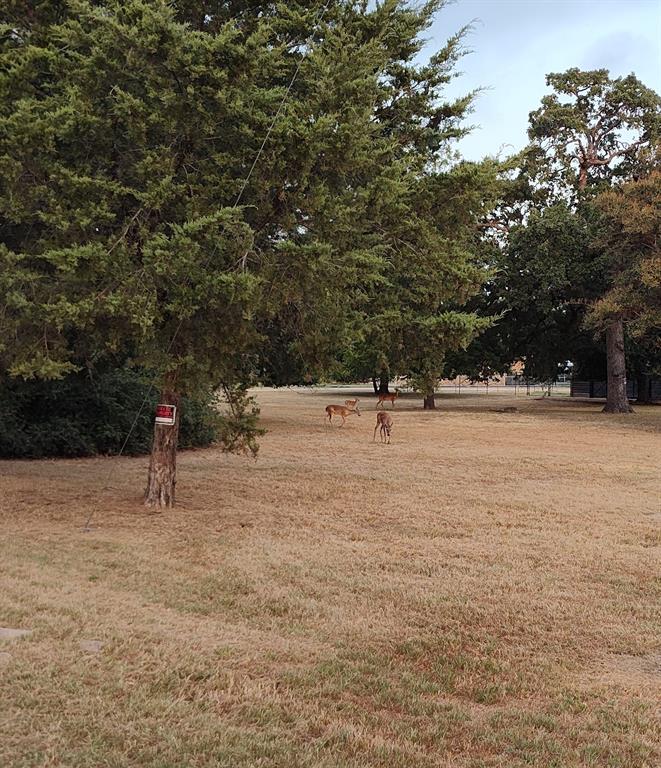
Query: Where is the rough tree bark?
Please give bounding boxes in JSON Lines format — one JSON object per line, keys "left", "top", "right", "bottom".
{"left": 423, "top": 391, "right": 436, "bottom": 410}
{"left": 371, "top": 376, "right": 379, "bottom": 395}
{"left": 144, "top": 381, "right": 182, "bottom": 508}
{"left": 378, "top": 369, "right": 390, "bottom": 395}
{"left": 603, "top": 318, "right": 634, "bottom": 414}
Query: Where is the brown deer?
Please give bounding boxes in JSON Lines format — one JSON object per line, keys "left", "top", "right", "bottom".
{"left": 344, "top": 398, "right": 360, "bottom": 409}
{"left": 376, "top": 388, "right": 399, "bottom": 409}
{"left": 373, "top": 412, "right": 393, "bottom": 443}
{"left": 325, "top": 404, "right": 361, "bottom": 427}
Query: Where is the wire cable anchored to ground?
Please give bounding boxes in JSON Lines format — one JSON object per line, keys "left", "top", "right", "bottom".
{"left": 83, "top": 2, "right": 332, "bottom": 531}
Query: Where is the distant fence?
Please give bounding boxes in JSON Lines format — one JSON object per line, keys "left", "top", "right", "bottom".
{"left": 504, "top": 376, "right": 570, "bottom": 389}
{"left": 570, "top": 379, "right": 661, "bottom": 401}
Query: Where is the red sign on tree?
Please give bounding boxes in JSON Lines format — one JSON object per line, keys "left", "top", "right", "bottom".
{"left": 155, "top": 404, "right": 176, "bottom": 426}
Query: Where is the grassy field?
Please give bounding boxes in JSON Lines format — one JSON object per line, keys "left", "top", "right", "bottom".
{"left": 1, "top": 388, "right": 659, "bottom": 768}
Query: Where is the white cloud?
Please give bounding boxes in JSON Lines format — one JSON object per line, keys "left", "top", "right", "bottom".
{"left": 425, "top": 0, "right": 661, "bottom": 160}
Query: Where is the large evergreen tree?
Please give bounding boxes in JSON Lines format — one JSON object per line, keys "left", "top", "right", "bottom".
{"left": 1, "top": 1, "right": 489, "bottom": 503}
{"left": 342, "top": 158, "right": 500, "bottom": 409}
{"left": 2, "top": 0, "right": 273, "bottom": 505}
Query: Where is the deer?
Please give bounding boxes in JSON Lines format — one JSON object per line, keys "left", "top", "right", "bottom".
{"left": 373, "top": 411, "right": 393, "bottom": 444}
{"left": 325, "top": 403, "right": 361, "bottom": 427}
{"left": 376, "top": 388, "right": 399, "bottom": 409}
{"left": 344, "top": 398, "right": 360, "bottom": 409}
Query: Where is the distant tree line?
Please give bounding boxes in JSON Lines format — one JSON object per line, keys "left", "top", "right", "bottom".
{"left": 448, "top": 69, "right": 660, "bottom": 412}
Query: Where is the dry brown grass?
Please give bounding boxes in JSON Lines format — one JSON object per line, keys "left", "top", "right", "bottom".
{"left": 1, "top": 388, "right": 660, "bottom": 767}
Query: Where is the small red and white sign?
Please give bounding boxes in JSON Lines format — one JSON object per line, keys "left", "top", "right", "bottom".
{"left": 155, "top": 404, "right": 177, "bottom": 426}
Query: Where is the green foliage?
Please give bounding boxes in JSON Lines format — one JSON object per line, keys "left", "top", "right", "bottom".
{"left": 526, "top": 69, "right": 660, "bottom": 384}
{"left": 461, "top": 68, "right": 661, "bottom": 386}
{"left": 528, "top": 68, "right": 660, "bottom": 194}
{"left": 444, "top": 319, "right": 510, "bottom": 384}
{"left": 450, "top": 204, "right": 602, "bottom": 383}
{"left": 343, "top": 158, "right": 501, "bottom": 397}
{"left": 502, "top": 204, "right": 602, "bottom": 383}
{"left": 254, "top": 1, "right": 490, "bottom": 389}
{"left": 587, "top": 170, "right": 661, "bottom": 335}
{"left": 0, "top": 366, "right": 219, "bottom": 459}
{"left": 1, "top": 0, "right": 266, "bottom": 392}
{"left": 214, "top": 383, "right": 264, "bottom": 458}
{"left": 0, "top": 0, "right": 490, "bottom": 412}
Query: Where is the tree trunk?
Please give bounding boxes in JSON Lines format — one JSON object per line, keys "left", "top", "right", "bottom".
{"left": 371, "top": 376, "right": 379, "bottom": 395}
{"left": 603, "top": 319, "right": 634, "bottom": 414}
{"left": 423, "top": 391, "right": 436, "bottom": 410}
{"left": 636, "top": 373, "right": 651, "bottom": 404}
{"left": 378, "top": 370, "right": 390, "bottom": 395}
{"left": 144, "top": 385, "right": 182, "bottom": 508}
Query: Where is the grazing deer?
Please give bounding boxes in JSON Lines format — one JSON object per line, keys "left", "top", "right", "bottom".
{"left": 344, "top": 398, "right": 360, "bottom": 409}
{"left": 373, "top": 412, "right": 393, "bottom": 444}
{"left": 376, "top": 388, "right": 399, "bottom": 409}
{"left": 325, "top": 404, "right": 361, "bottom": 427}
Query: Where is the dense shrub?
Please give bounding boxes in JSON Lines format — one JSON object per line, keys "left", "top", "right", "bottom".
{"left": 0, "top": 367, "right": 218, "bottom": 459}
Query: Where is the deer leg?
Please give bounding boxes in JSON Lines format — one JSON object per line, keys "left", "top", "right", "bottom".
{"left": 340, "top": 415, "right": 346, "bottom": 427}
{"left": 373, "top": 425, "right": 378, "bottom": 442}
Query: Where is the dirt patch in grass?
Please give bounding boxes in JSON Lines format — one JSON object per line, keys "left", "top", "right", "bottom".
{"left": 1, "top": 389, "right": 659, "bottom": 767}
{"left": 587, "top": 653, "right": 661, "bottom": 691}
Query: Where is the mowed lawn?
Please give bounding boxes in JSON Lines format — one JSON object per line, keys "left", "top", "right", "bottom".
{"left": 1, "top": 388, "right": 659, "bottom": 768}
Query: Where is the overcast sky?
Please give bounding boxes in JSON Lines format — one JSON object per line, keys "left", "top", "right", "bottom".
{"left": 425, "top": 0, "right": 661, "bottom": 160}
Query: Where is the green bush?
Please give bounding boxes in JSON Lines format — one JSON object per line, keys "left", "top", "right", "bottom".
{"left": 0, "top": 367, "right": 219, "bottom": 459}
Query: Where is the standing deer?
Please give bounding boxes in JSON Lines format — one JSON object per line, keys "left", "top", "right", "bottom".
{"left": 325, "top": 404, "right": 361, "bottom": 427}
{"left": 373, "top": 412, "right": 393, "bottom": 443}
{"left": 376, "top": 388, "right": 399, "bottom": 409}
